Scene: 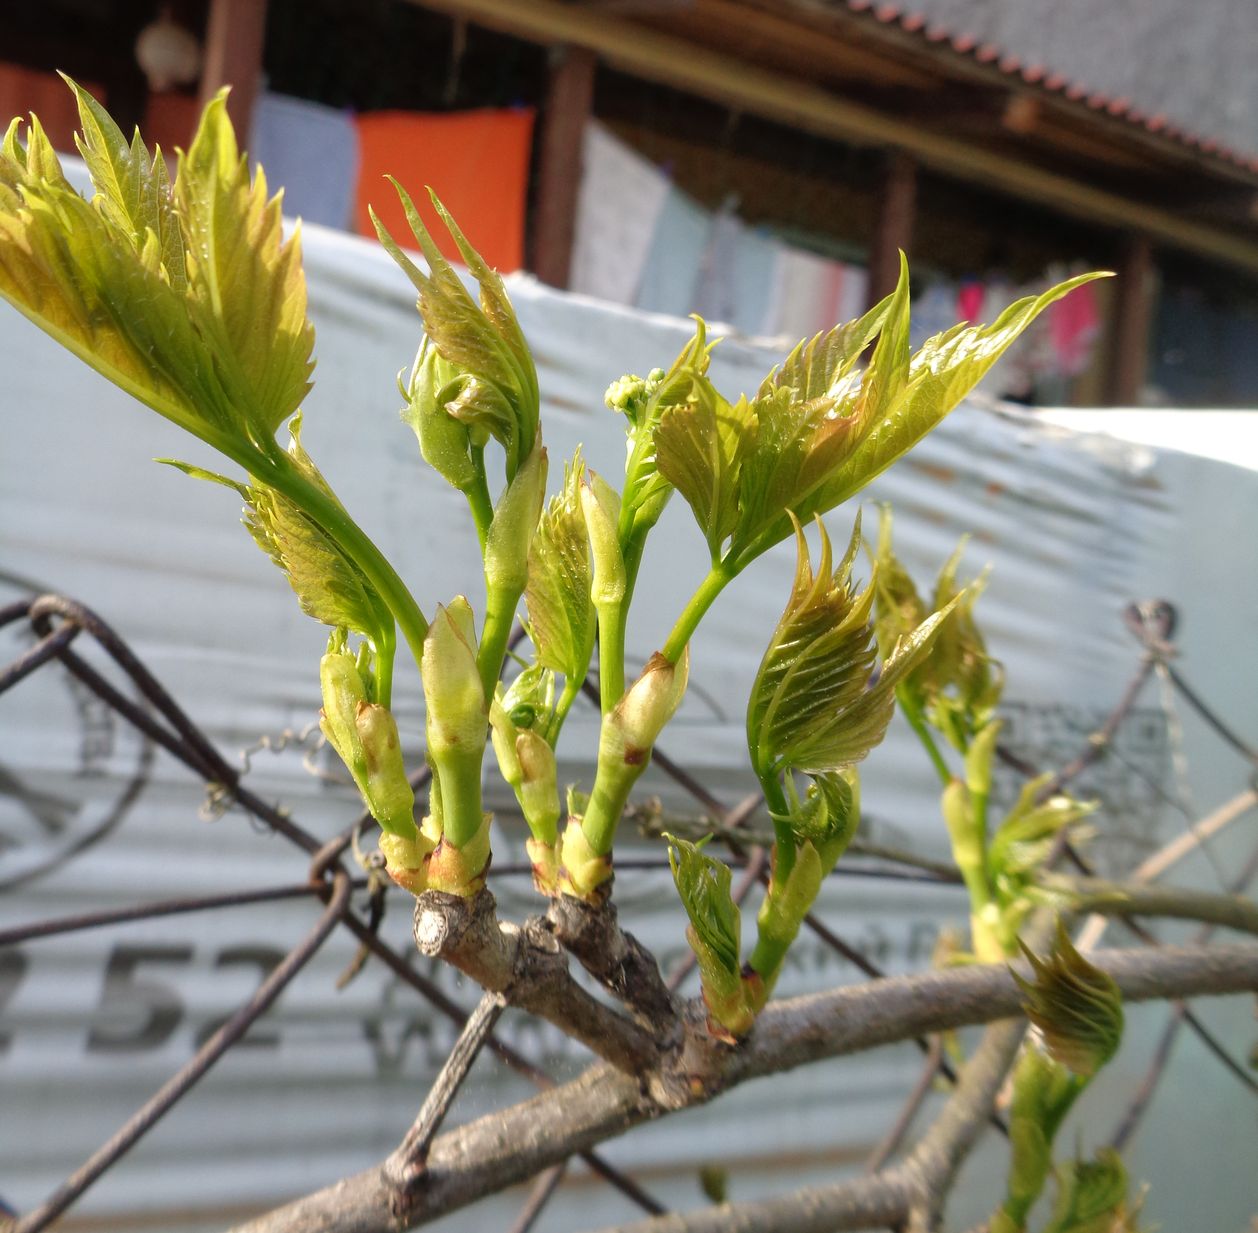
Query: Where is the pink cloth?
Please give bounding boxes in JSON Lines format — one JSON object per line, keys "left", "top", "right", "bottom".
{"left": 1049, "top": 281, "right": 1102, "bottom": 376}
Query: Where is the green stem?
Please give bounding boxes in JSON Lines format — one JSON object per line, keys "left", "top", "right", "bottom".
{"left": 548, "top": 675, "right": 583, "bottom": 747}
{"left": 661, "top": 562, "right": 733, "bottom": 664}
{"left": 476, "top": 583, "right": 519, "bottom": 699}
{"left": 260, "top": 453, "right": 430, "bottom": 669}
{"left": 901, "top": 693, "right": 953, "bottom": 786}
{"left": 597, "top": 602, "right": 627, "bottom": 713}
{"left": 464, "top": 447, "right": 494, "bottom": 552}
{"left": 372, "top": 625, "right": 396, "bottom": 710}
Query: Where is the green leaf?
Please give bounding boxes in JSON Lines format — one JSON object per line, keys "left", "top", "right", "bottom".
{"left": 401, "top": 336, "right": 479, "bottom": 491}
{"left": 242, "top": 417, "right": 390, "bottom": 638}
{"left": 1043, "top": 1150, "right": 1132, "bottom": 1233}
{"left": 175, "top": 90, "right": 314, "bottom": 441}
{"left": 747, "top": 512, "right": 959, "bottom": 778}
{"left": 372, "top": 182, "right": 538, "bottom": 480}
{"left": 990, "top": 778, "right": 1096, "bottom": 881}
{"left": 65, "top": 75, "right": 187, "bottom": 291}
{"left": 0, "top": 113, "right": 239, "bottom": 452}
{"left": 666, "top": 834, "right": 742, "bottom": 979}
{"left": 815, "top": 272, "right": 1111, "bottom": 512}
{"left": 525, "top": 450, "right": 595, "bottom": 681}
{"left": 618, "top": 320, "right": 715, "bottom": 546}
{"left": 1016, "top": 920, "right": 1124, "bottom": 1078}
{"left": 655, "top": 382, "right": 756, "bottom": 557}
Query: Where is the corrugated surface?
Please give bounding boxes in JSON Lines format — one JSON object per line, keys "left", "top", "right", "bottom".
{"left": 2, "top": 212, "right": 1257, "bottom": 1231}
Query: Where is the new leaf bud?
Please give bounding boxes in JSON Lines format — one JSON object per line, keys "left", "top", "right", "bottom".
{"left": 485, "top": 437, "right": 547, "bottom": 595}
{"left": 580, "top": 471, "right": 626, "bottom": 608}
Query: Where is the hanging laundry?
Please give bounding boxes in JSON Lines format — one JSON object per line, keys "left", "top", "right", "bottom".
{"left": 570, "top": 122, "right": 670, "bottom": 304}
{"left": 766, "top": 245, "right": 845, "bottom": 341}
{"left": 836, "top": 263, "right": 869, "bottom": 327}
{"left": 1048, "top": 278, "right": 1101, "bottom": 377}
{"left": 725, "top": 228, "right": 782, "bottom": 336}
{"left": 911, "top": 280, "right": 959, "bottom": 349}
{"left": 0, "top": 62, "right": 105, "bottom": 153}
{"left": 355, "top": 107, "right": 534, "bottom": 273}
{"left": 636, "top": 188, "right": 710, "bottom": 319}
{"left": 956, "top": 279, "right": 984, "bottom": 324}
{"left": 249, "top": 92, "right": 359, "bottom": 231}
{"left": 690, "top": 198, "right": 741, "bottom": 325}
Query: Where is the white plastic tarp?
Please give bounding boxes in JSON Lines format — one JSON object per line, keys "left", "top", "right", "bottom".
{"left": 2, "top": 203, "right": 1257, "bottom": 1231}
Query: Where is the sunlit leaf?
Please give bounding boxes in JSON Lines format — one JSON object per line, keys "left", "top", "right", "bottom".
{"left": 666, "top": 833, "right": 741, "bottom": 978}
{"left": 655, "top": 380, "right": 756, "bottom": 556}
{"left": 747, "top": 512, "right": 959, "bottom": 777}
{"left": 990, "top": 777, "right": 1095, "bottom": 880}
{"left": 175, "top": 90, "right": 314, "bottom": 440}
{"left": 372, "top": 181, "right": 537, "bottom": 480}
{"left": 1016, "top": 920, "right": 1124, "bottom": 1078}
{"left": 526, "top": 450, "right": 595, "bottom": 682}
{"left": 815, "top": 272, "right": 1110, "bottom": 512}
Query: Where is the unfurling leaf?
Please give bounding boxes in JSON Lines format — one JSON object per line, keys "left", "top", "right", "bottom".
{"left": 616, "top": 320, "right": 716, "bottom": 547}
{"left": 1043, "top": 1149, "right": 1134, "bottom": 1233}
{"left": 526, "top": 450, "right": 595, "bottom": 683}
{"left": 666, "top": 834, "right": 741, "bottom": 976}
{"left": 1016, "top": 920, "right": 1124, "bottom": 1078}
{"left": 655, "top": 378, "right": 756, "bottom": 558}
{"left": 810, "top": 270, "right": 1110, "bottom": 517}
{"left": 0, "top": 81, "right": 314, "bottom": 467}
{"left": 666, "top": 833, "right": 749, "bottom": 1031}
{"left": 871, "top": 506, "right": 1003, "bottom": 747}
{"left": 989, "top": 775, "right": 1095, "bottom": 881}
{"left": 236, "top": 416, "right": 389, "bottom": 639}
{"left": 319, "top": 632, "right": 416, "bottom": 839}
{"left": 747, "top": 513, "right": 958, "bottom": 779}
{"left": 175, "top": 90, "right": 315, "bottom": 440}
{"left": 580, "top": 471, "right": 627, "bottom": 609}
{"left": 372, "top": 181, "right": 538, "bottom": 481}
{"left": 401, "top": 336, "right": 478, "bottom": 491}
{"left": 485, "top": 436, "right": 547, "bottom": 595}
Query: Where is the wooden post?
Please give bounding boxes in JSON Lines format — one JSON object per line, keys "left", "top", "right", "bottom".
{"left": 866, "top": 150, "right": 917, "bottom": 307}
{"left": 531, "top": 45, "right": 597, "bottom": 288}
{"left": 199, "top": 0, "right": 269, "bottom": 141}
{"left": 1106, "top": 235, "right": 1155, "bottom": 406}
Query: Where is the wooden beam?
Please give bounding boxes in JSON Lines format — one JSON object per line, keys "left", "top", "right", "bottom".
{"left": 199, "top": 0, "right": 268, "bottom": 140}
{"left": 1105, "top": 236, "right": 1155, "bottom": 405}
{"left": 867, "top": 151, "right": 916, "bottom": 306}
{"left": 531, "top": 45, "right": 598, "bottom": 288}
{"left": 405, "top": 0, "right": 1258, "bottom": 274}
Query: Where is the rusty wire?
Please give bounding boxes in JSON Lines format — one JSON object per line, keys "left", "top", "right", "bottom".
{"left": 2, "top": 591, "right": 1255, "bottom": 1232}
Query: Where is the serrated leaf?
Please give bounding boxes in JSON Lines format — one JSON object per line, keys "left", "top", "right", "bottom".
{"left": 1016, "top": 920, "right": 1124, "bottom": 1078}
{"left": 815, "top": 272, "right": 1111, "bottom": 512}
{"left": 655, "top": 382, "right": 756, "bottom": 556}
{"left": 525, "top": 450, "right": 595, "bottom": 681}
{"left": 619, "top": 320, "right": 716, "bottom": 544}
{"left": 242, "top": 418, "right": 389, "bottom": 638}
{"left": 990, "top": 778, "right": 1095, "bottom": 880}
{"left": 666, "top": 834, "right": 742, "bottom": 978}
{"left": 748, "top": 513, "right": 960, "bottom": 777}
{"left": 175, "top": 90, "right": 315, "bottom": 441}
{"left": 372, "top": 181, "right": 537, "bottom": 480}
{"left": 66, "top": 75, "right": 186, "bottom": 290}
{"left": 747, "top": 514, "right": 876, "bottom": 777}
{"left": 1044, "top": 1150, "right": 1133, "bottom": 1233}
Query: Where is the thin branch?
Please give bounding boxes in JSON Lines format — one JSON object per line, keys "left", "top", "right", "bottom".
{"left": 508, "top": 1163, "right": 569, "bottom": 1233}
{"left": 412, "top": 889, "right": 658, "bottom": 1073}
{"left": 1127, "top": 787, "right": 1258, "bottom": 884}
{"left": 384, "top": 990, "right": 506, "bottom": 1205}
{"left": 1051, "top": 876, "right": 1258, "bottom": 939}
{"left": 864, "top": 1037, "right": 943, "bottom": 1175}
{"left": 230, "top": 941, "right": 1258, "bottom": 1233}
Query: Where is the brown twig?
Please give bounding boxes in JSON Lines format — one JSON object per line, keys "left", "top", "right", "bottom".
{"left": 413, "top": 889, "right": 659, "bottom": 1073}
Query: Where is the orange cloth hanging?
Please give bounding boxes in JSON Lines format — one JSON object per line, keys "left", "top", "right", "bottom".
{"left": 0, "top": 63, "right": 105, "bottom": 153}
{"left": 354, "top": 108, "right": 534, "bottom": 274}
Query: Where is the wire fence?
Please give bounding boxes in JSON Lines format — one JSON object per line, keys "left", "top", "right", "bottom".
{"left": 0, "top": 591, "right": 1255, "bottom": 1233}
